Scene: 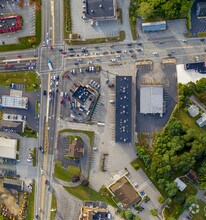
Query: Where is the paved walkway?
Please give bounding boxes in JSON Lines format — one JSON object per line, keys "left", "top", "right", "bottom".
{"left": 54, "top": 177, "right": 81, "bottom": 187}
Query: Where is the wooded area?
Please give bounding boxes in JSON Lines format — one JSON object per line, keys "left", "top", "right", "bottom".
{"left": 136, "top": 78, "right": 206, "bottom": 201}
{"left": 129, "top": 0, "right": 193, "bottom": 21}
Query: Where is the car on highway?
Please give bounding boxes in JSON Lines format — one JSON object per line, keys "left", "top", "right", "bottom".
{"left": 17, "top": 55, "right": 22, "bottom": 58}
{"left": 43, "top": 90, "right": 47, "bottom": 95}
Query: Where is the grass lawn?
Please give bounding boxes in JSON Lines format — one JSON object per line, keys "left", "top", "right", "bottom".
{"left": 0, "top": 71, "right": 40, "bottom": 91}
{"left": 54, "top": 161, "right": 81, "bottom": 182}
{"left": 21, "top": 124, "right": 37, "bottom": 138}
{"left": 178, "top": 109, "right": 206, "bottom": 134}
{"left": 59, "top": 129, "right": 94, "bottom": 146}
{"left": 35, "top": 101, "right": 39, "bottom": 117}
{"left": 64, "top": 185, "right": 116, "bottom": 207}
{"left": 50, "top": 192, "right": 57, "bottom": 220}
{"left": 32, "top": 148, "right": 37, "bottom": 167}
{"left": 0, "top": 109, "right": 3, "bottom": 120}
{"left": 27, "top": 182, "right": 35, "bottom": 220}
{"left": 191, "top": 200, "right": 206, "bottom": 220}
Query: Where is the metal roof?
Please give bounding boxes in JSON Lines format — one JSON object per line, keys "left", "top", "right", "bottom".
{"left": 85, "top": 0, "right": 116, "bottom": 20}
{"left": 1, "top": 96, "right": 28, "bottom": 109}
{"left": 185, "top": 62, "right": 206, "bottom": 73}
{"left": 142, "top": 21, "right": 166, "bottom": 32}
{"left": 0, "top": 137, "right": 17, "bottom": 160}
{"left": 140, "top": 85, "right": 163, "bottom": 115}
{"left": 115, "top": 76, "right": 132, "bottom": 143}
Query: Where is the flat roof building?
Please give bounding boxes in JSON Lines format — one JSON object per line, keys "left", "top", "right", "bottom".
{"left": 85, "top": 0, "right": 117, "bottom": 20}
{"left": 0, "top": 15, "right": 22, "bottom": 34}
{"left": 3, "top": 178, "right": 24, "bottom": 191}
{"left": 0, "top": 120, "right": 24, "bottom": 133}
{"left": 196, "top": 2, "right": 206, "bottom": 17}
{"left": 185, "top": 62, "right": 206, "bottom": 73}
{"left": 115, "top": 76, "right": 132, "bottom": 143}
{"left": 1, "top": 96, "right": 28, "bottom": 109}
{"left": 72, "top": 85, "right": 92, "bottom": 105}
{"left": 0, "top": 137, "right": 17, "bottom": 160}
{"left": 142, "top": 21, "right": 166, "bottom": 32}
{"left": 69, "top": 138, "right": 84, "bottom": 158}
{"left": 110, "top": 177, "right": 141, "bottom": 209}
{"left": 140, "top": 85, "right": 164, "bottom": 116}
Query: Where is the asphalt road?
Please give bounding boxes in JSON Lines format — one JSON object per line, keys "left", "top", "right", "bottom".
{"left": 1, "top": 1, "right": 206, "bottom": 219}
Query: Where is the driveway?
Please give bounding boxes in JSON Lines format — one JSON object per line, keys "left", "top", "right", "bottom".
{"left": 0, "top": 85, "right": 40, "bottom": 131}
{"left": 54, "top": 182, "right": 83, "bottom": 220}
{"left": 190, "top": 0, "right": 206, "bottom": 37}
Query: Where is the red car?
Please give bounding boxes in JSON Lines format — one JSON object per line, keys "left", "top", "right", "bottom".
{"left": 17, "top": 55, "right": 22, "bottom": 58}
{"left": 61, "top": 51, "right": 67, "bottom": 55}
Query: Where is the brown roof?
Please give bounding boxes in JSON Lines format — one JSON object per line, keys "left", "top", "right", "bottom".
{"left": 110, "top": 177, "right": 141, "bottom": 208}
{"left": 69, "top": 138, "right": 84, "bottom": 158}
{"left": 187, "top": 170, "right": 199, "bottom": 181}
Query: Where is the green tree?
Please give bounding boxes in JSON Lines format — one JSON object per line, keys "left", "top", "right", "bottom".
{"left": 138, "top": 2, "right": 154, "bottom": 19}
{"left": 184, "top": 195, "right": 197, "bottom": 208}
{"left": 165, "top": 182, "right": 178, "bottom": 197}
{"left": 124, "top": 210, "right": 133, "bottom": 220}
{"left": 150, "top": 209, "right": 158, "bottom": 216}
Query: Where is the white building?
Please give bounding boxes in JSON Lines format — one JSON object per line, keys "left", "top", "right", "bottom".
{"left": 0, "top": 137, "right": 17, "bottom": 160}
{"left": 140, "top": 85, "right": 164, "bottom": 116}
{"left": 1, "top": 96, "right": 28, "bottom": 109}
{"left": 196, "top": 113, "right": 206, "bottom": 127}
{"left": 174, "top": 178, "right": 187, "bottom": 192}
{"left": 188, "top": 105, "right": 199, "bottom": 117}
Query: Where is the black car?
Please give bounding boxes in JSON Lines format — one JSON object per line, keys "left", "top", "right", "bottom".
{"left": 68, "top": 54, "right": 75, "bottom": 57}
{"left": 116, "top": 50, "right": 121, "bottom": 53}
{"left": 43, "top": 90, "right": 47, "bottom": 95}
{"left": 56, "top": 75, "right": 59, "bottom": 81}
{"left": 129, "top": 49, "right": 134, "bottom": 53}
{"left": 74, "top": 62, "right": 79, "bottom": 65}
{"left": 127, "top": 43, "right": 132, "bottom": 46}
{"left": 137, "top": 42, "right": 142, "bottom": 45}
{"left": 56, "top": 88, "right": 59, "bottom": 93}
{"left": 68, "top": 48, "right": 74, "bottom": 50}
{"left": 200, "top": 39, "right": 205, "bottom": 42}
{"left": 59, "top": 49, "right": 63, "bottom": 52}
{"left": 94, "top": 46, "right": 99, "bottom": 49}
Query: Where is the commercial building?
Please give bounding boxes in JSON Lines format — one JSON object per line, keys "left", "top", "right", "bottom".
{"left": 196, "top": 2, "right": 206, "bottom": 17}
{"left": 115, "top": 76, "right": 132, "bottom": 143}
{"left": 185, "top": 62, "right": 206, "bottom": 73}
{"left": 0, "top": 15, "right": 22, "bottom": 34}
{"left": 1, "top": 96, "right": 28, "bottom": 109}
{"left": 85, "top": 0, "right": 117, "bottom": 20}
{"left": 3, "top": 178, "right": 24, "bottom": 191}
{"left": 72, "top": 85, "right": 92, "bottom": 106}
{"left": 188, "top": 105, "right": 199, "bottom": 117}
{"left": 140, "top": 85, "right": 164, "bottom": 116}
{"left": 69, "top": 138, "right": 84, "bottom": 158}
{"left": 109, "top": 177, "right": 141, "bottom": 209}
{"left": 0, "top": 120, "right": 24, "bottom": 133}
{"left": 142, "top": 21, "right": 166, "bottom": 32}
{"left": 0, "top": 137, "right": 17, "bottom": 161}
{"left": 196, "top": 113, "right": 206, "bottom": 127}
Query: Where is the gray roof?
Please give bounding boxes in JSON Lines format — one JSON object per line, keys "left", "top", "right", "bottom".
{"left": 1, "top": 96, "right": 28, "bottom": 109}
{"left": 115, "top": 76, "right": 132, "bottom": 143}
{"left": 0, "top": 120, "right": 24, "bottom": 133}
{"left": 188, "top": 105, "right": 199, "bottom": 117}
{"left": 196, "top": 113, "right": 206, "bottom": 127}
{"left": 85, "top": 0, "right": 116, "bottom": 20}
{"left": 196, "top": 2, "right": 206, "bottom": 17}
{"left": 140, "top": 85, "right": 163, "bottom": 115}
{"left": 142, "top": 21, "right": 166, "bottom": 32}
{"left": 72, "top": 85, "right": 92, "bottom": 105}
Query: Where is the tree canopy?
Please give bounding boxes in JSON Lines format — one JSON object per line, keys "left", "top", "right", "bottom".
{"left": 129, "top": 0, "right": 193, "bottom": 21}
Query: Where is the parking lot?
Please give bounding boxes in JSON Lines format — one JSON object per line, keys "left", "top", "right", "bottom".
{"left": 135, "top": 61, "right": 177, "bottom": 133}
{"left": 0, "top": 0, "right": 36, "bottom": 45}
{"left": 70, "top": 0, "right": 121, "bottom": 39}
{"left": 190, "top": 0, "right": 206, "bottom": 36}
{"left": 0, "top": 85, "right": 40, "bottom": 131}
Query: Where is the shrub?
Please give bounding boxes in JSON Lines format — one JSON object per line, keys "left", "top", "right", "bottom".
{"left": 82, "top": 179, "right": 89, "bottom": 186}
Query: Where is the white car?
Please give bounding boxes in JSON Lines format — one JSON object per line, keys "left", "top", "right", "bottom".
{"left": 152, "top": 52, "right": 158, "bottom": 55}
{"left": 40, "top": 169, "right": 44, "bottom": 175}
{"left": 27, "top": 158, "right": 32, "bottom": 162}
{"left": 56, "top": 81, "right": 59, "bottom": 86}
